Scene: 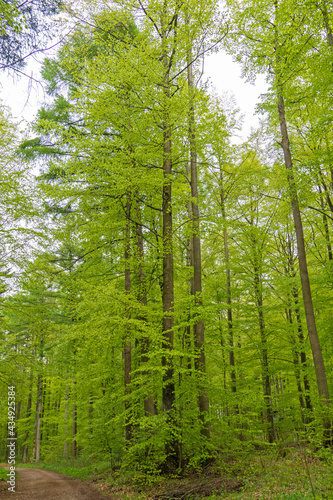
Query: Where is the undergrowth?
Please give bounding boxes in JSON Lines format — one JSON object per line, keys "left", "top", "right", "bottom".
{"left": 16, "top": 445, "right": 333, "bottom": 500}
{"left": 0, "top": 467, "right": 7, "bottom": 481}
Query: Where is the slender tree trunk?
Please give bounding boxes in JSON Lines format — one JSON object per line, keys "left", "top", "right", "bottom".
{"left": 319, "top": 191, "right": 333, "bottom": 261}
{"left": 278, "top": 94, "right": 330, "bottom": 414}
{"left": 63, "top": 390, "right": 68, "bottom": 459}
{"left": 160, "top": 6, "right": 178, "bottom": 468}
{"left": 187, "top": 38, "right": 210, "bottom": 439}
{"left": 318, "top": 0, "right": 333, "bottom": 47}
{"left": 219, "top": 165, "right": 237, "bottom": 397}
{"left": 135, "top": 203, "right": 155, "bottom": 417}
{"left": 254, "top": 266, "right": 275, "bottom": 443}
{"left": 22, "top": 372, "right": 33, "bottom": 463}
{"left": 30, "top": 403, "right": 38, "bottom": 463}
{"left": 35, "top": 375, "right": 43, "bottom": 463}
{"left": 292, "top": 286, "right": 313, "bottom": 416}
{"left": 186, "top": 162, "right": 194, "bottom": 374}
{"left": 31, "top": 374, "right": 43, "bottom": 463}
{"left": 72, "top": 376, "right": 77, "bottom": 458}
{"left": 124, "top": 193, "right": 132, "bottom": 442}
{"left": 219, "top": 317, "right": 229, "bottom": 418}
{"left": 287, "top": 307, "right": 306, "bottom": 413}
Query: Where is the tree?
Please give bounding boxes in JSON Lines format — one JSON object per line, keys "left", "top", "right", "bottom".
{"left": 227, "top": 0, "right": 331, "bottom": 441}
{"left": 0, "top": 0, "right": 63, "bottom": 71}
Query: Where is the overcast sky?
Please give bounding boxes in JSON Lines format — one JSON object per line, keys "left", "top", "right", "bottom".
{"left": 0, "top": 48, "right": 268, "bottom": 139}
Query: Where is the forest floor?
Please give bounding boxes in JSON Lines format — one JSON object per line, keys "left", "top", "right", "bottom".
{"left": 0, "top": 467, "right": 113, "bottom": 499}
{"left": 0, "top": 447, "right": 332, "bottom": 499}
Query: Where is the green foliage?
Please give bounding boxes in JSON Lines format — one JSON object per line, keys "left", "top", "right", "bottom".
{"left": 0, "top": 467, "right": 7, "bottom": 481}
{"left": 0, "top": 0, "right": 332, "bottom": 496}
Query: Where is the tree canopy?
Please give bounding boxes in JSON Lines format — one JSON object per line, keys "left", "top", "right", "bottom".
{"left": 0, "top": 0, "right": 332, "bottom": 496}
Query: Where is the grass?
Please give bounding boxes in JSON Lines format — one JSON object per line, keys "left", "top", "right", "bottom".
{"left": 208, "top": 447, "right": 333, "bottom": 499}
{"left": 17, "top": 458, "right": 111, "bottom": 480}
{"left": 0, "top": 467, "right": 7, "bottom": 481}
{"left": 15, "top": 446, "right": 333, "bottom": 500}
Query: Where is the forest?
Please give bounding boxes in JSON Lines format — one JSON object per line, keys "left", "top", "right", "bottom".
{"left": 0, "top": 0, "right": 332, "bottom": 498}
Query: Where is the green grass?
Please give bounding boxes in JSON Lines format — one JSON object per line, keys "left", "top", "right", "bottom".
{"left": 215, "top": 448, "right": 333, "bottom": 499}
{"left": 0, "top": 467, "right": 7, "bottom": 481}
{"left": 18, "top": 459, "right": 111, "bottom": 481}
{"left": 15, "top": 447, "right": 333, "bottom": 500}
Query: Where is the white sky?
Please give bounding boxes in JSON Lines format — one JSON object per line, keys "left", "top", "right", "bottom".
{"left": 0, "top": 49, "right": 268, "bottom": 139}
{"left": 205, "top": 51, "right": 268, "bottom": 138}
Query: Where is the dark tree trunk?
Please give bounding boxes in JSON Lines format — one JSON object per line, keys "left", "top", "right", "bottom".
{"left": 278, "top": 94, "right": 330, "bottom": 409}
{"left": 187, "top": 38, "right": 210, "bottom": 440}
{"left": 72, "top": 377, "right": 77, "bottom": 458}
{"left": 219, "top": 166, "right": 237, "bottom": 397}
{"left": 185, "top": 170, "right": 194, "bottom": 374}
{"left": 135, "top": 203, "right": 155, "bottom": 417}
{"left": 124, "top": 193, "right": 132, "bottom": 442}
{"left": 160, "top": 4, "right": 178, "bottom": 469}
{"left": 286, "top": 307, "right": 306, "bottom": 413}
{"left": 35, "top": 375, "right": 43, "bottom": 463}
{"left": 254, "top": 266, "right": 275, "bottom": 444}
{"left": 22, "top": 373, "right": 33, "bottom": 463}
{"left": 318, "top": 0, "right": 333, "bottom": 47}
{"left": 31, "top": 374, "right": 43, "bottom": 463}
{"left": 63, "top": 390, "right": 68, "bottom": 459}
{"left": 319, "top": 191, "right": 333, "bottom": 261}
{"left": 292, "top": 287, "right": 313, "bottom": 416}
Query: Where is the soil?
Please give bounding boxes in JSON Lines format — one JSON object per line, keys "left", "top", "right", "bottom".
{"left": 0, "top": 468, "right": 112, "bottom": 500}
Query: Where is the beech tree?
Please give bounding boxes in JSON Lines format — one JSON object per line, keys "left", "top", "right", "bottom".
{"left": 0, "top": 0, "right": 63, "bottom": 71}
{"left": 227, "top": 0, "right": 331, "bottom": 440}
{"left": 2, "top": 0, "right": 333, "bottom": 479}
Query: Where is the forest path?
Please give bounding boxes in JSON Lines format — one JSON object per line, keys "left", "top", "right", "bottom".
{"left": 0, "top": 467, "right": 112, "bottom": 499}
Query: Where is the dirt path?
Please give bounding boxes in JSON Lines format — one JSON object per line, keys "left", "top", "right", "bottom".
{"left": 0, "top": 468, "right": 112, "bottom": 499}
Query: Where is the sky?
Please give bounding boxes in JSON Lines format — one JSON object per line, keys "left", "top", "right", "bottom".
{"left": 204, "top": 51, "right": 268, "bottom": 139}
{"left": 0, "top": 48, "right": 268, "bottom": 140}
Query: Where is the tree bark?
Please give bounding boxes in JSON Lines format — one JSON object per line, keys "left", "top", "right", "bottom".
{"left": 160, "top": 3, "right": 178, "bottom": 469}
{"left": 318, "top": 0, "right": 333, "bottom": 47}
{"left": 22, "top": 372, "right": 33, "bottom": 463}
{"left": 72, "top": 377, "right": 77, "bottom": 458}
{"left": 254, "top": 267, "right": 275, "bottom": 443}
{"left": 187, "top": 34, "right": 210, "bottom": 440}
{"left": 124, "top": 193, "right": 132, "bottom": 442}
{"left": 219, "top": 165, "right": 237, "bottom": 397}
{"left": 319, "top": 190, "right": 333, "bottom": 261}
{"left": 278, "top": 92, "right": 330, "bottom": 442}
{"left": 35, "top": 375, "right": 43, "bottom": 463}
{"left": 292, "top": 286, "right": 313, "bottom": 416}
{"left": 135, "top": 203, "right": 155, "bottom": 417}
{"left": 31, "top": 374, "right": 43, "bottom": 463}
{"left": 287, "top": 307, "right": 306, "bottom": 413}
{"left": 278, "top": 94, "right": 330, "bottom": 406}
{"left": 63, "top": 390, "right": 68, "bottom": 459}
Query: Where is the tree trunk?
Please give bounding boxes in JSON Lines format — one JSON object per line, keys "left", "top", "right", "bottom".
{"left": 161, "top": 5, "right": 177, "bottom": 469}
{"left": 219, "top": 317, "right": 229, "bottom": 418}
{"left": 219, "top": 165, "right": 237, "bottom": 397}
{"left": 35, "top": 375, "right": 43, "bottom": 463}
{"left": 287, "top": 307, "right": 306, "bottom": 413}
{"left": 31, "top": 374, "right": 43, "bottom": 463}
{"left": 292, "top": 287, "right": 313, "bottom": 416}
{"left": 63, "top": 390, "right": 68, "bottom": 459}
{"left": 187, "top": 37, "right": 210, "bottom": 439}
{"left": 185, "top": 168, "right": 194, "bottom": 374}
{"left": 254, "top": 266, "right": 275, "bottom": 443}
{"left": 135, "top": 205, "right": 155, "bottom": 417}
{"left": 318, "top": 0, "right": 333, "bottom": 47}
{"left": 72, "top": 375, "right": 77, "bottom": 458}
{"left": 319, "top": 191, "right": 333, "bottom": 261}
{"left": 124, "top": 193, "right": 132, "bottom": 442}
{"left": 22, "top": 374, "right": 33, "bottom": 463}
{"left": 278, "top": 94, "right": 330, "bottom": 409}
